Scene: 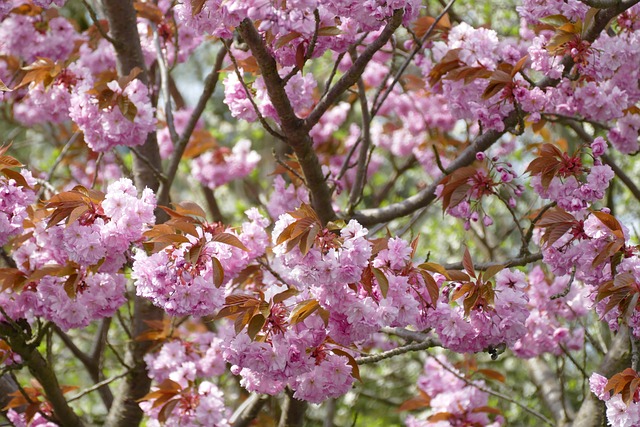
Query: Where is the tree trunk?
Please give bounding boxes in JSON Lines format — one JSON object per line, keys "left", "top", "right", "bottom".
{"left": 100, "top": 1, "right": 165, "bottom": 426}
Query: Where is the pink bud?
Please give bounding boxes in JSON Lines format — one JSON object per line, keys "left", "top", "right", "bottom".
{"left": 591, "top": 137, "right": 607, "bottom": 157}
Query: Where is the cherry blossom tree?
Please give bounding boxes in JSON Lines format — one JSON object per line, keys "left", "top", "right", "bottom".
{"left": 1, "top": 0, "right": 640, "bottom": 426}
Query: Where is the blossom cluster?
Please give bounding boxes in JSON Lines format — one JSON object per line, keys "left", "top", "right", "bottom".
{"left": 0, "top": 178, "right": 156, "bottom": 330}
{"left": 590, "top": 373, "right": 640, "bottom": 427}
{"left": 132, "top": 208, "right": 269, "bottom": 317}
{"left": 0, "top": 10, "right": 78, "bottom": 64}
{"left": 69, "top": 78, "right": 156, "bottom": 153}
{"left": 191, "top": 139, "right": 261, "bottom": 189}
{"left": 223, "top": 67, "right": 317, "bottom": 122}
{"left": 511, "top": 266, "right": 587, "bottom": 358}
{"left": 0, "top": 169, "right": 36, "bottom": 246}
{"left": 140, "top": 330, "right": 230, "bottom": 427}
{"left": 209, "top": 208, "right": 532, "bottom": 402}
{"left": 405, "top": 356, "right": 504, "bottom": 427}
{"left": 176, "top": 0, "right": 420, "bottom": 64}
{"left": 221, "top": 317, "right": 355, "bottom": 403}
{"left": 430, "top": 269, "right": 530, "bottom": 353}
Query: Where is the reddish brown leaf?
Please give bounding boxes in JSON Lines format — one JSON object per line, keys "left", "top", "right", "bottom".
{"left": 212, "top": 257, "right": 224, "bottom": 288}
{"left": 174, "top": 201, "right": 207, "bottom": 219}
{"left": 272, "top": 287, "right": 300, "bottom": 303}
{"left": 289, "top": 299, "right": 320, "bottom": 324}
{"left": 475, "top": 368, "right": 506, "bottom": 383}
{"left": 372, "top": 267, "right": 389, "bottom": 298}
{"left": 247, "top": 313, "right": 266, "bottom": 340}
{"left": 134, "top": 2, "right": 164, "bottom": 23}
{"left": 428, "top": 412, "right": 454, "bottom": 422}
{"left": 418, "top": 270, "right": 440, "bottom": 306}
{"left": 296, "top": 43, "right": 306, "bottom": 70}
{"left": 482, "top": 264, "right": 504, "bottom": 282}
{"left": 212, "top": 232, "right": 249, "bottom": 252}
{"left": 275, "top": 31, "right": 302, "bottom": 49}
{"left": 462, "top": 247, "right": 476, "bottom": 279}
{"left": 397, "top": 390, "right": 431, "bottom": 412}
{"left": 331, "top": 348, "right": 361, "bottom": 382}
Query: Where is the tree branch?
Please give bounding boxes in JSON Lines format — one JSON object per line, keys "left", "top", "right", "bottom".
{"left": 230, "top": 394, "right": 268, "bottom": 427}
{"left": 579, "top": 0, "right": 623, "bottom": 8}
{"left": 347, "top": 76, "right": 371, "bottom": 210}
{"left": 237, "top": 19, "right": 336, "bottom": 224}
{"left": 443, "top": 251, "right": 543, "bottom": 271}
{"left": 572, "top": 327, "right": 631, "bottom": 427}
{"left": 157, "top": 45, "right": 226, "bottom": 207}
{"left": 278, "top": 389, "right": 307, "bottom": 427}
{"left": 0, "top": 322, "right": 84, "bottom": 427}
{"left": 602, "top": 154, "right": 640, "bottom": 203}
{"left": 356, "top": 335, "right": 442, "bottom": 365}
{"left": 352, "top": 112, "right": 518, "bottom": 225}
{"left": 305, "top": 9, "right": 404, "bottom": 129}
{"left": 100, "top": 1, "right": 166, "bottom": 426}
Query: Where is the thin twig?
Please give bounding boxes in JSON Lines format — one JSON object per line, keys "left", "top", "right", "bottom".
{"left": 444, "top": 251, "right": 543, "bottom": 271}
{"left": 335, "top": 137, "right": 361, "bottom": 182}
{"left": 156, "top": 45, "right": 227, "bottom": 206}
{"left": 495, "top": 192, "right": 526, "bottom": 244}
{"left": 348, "top": 76, "right": 371, "bottom": 210}
{"left": 222, "top": 39, "right": 285, "bottom": 141}
{"left": 356, "top": 336, "right": 441, "bottom": 365}
{"left": 257, "top": 258, "right": 295, "bottom": 290}
{"left": 321, "top": 52, "right": 346, "bottom": 100}
{"left": 272, "top": 149, "right": 306, "bottom": 183}
{"left": 129, "top": 146, "right": 167, "bottom": 183}
{"left": 81, "top": 0, "right": 118, "bottom": 46}
{"left": 153, "top": 24, "right": 179, "bottom": 145}
{"left": 105, "top": 337, "right": 131, "bottom": 371}
{"left": 558, "top": 343, "right": 591, "bottom": 379}
{"left": 67, "top": 370, "right": 132, "bottom": 403}
{"left": 432, "top": 357, "right": 555, "bottom": 427}
{"left": 91, "top": 152, "right": 103, "bottom": 189}
{"left": 37, "top": 131, "right": 81, "bottom": 199}
{"left": 551, "top": 268, "right": 576, "bottom": 300}
{"left": 370, "top": 0, "right": 457, "bottom": 118}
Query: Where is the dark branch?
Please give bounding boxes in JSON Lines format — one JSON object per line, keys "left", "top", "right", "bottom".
{"left": 0, "top": 322, "right": 84, "bottom": 427}
{"left": 100, "top": 0, "right": 167, "bottom": 425}
{"left": 305, "top": 9, "right": 404, "bottom": 129}
{"left": 352, "top": 112, "right": 517, "bottom": 225}
{"left": 157, "top": 46, "right": 227, "bottom": 207}
{"left": 237, "top": 19, "right": 336, "bottom": 224}
{"left": 230, "top": 394, "right": 268, "bottom": 427}
{"left": 278, "top": 389, "right": 307, "bottom": 427}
